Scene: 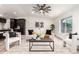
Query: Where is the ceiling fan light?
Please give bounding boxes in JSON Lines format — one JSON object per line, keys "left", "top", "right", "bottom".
{"left": 40, "top": 10, "right": 43, "bottom": 13}
{"left": 32, "top": 11, "right": 34, "bottom": 13}
{"left": 32, "top": 4, "right": 51, "bottom": 15}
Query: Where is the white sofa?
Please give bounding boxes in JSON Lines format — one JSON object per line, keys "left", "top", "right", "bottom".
{"left": 26, "top": 30, "right": 54, "bottom": 41}
{"left": 55, "top": 33, "right": 73, "bottom": 52}
{"left": 26, "top": 29, "right": 46, "bottom": 40}
{"left": 4, "top": 32, "right": 21, "bottom": 51}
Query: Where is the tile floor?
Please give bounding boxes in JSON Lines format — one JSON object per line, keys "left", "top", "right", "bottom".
{"left": 0, "top": 36, "right": 71, "bottom": 54}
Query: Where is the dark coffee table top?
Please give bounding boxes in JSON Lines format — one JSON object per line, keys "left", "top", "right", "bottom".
{"left": 29, "top": 38, "right": 54, "bottom": 42}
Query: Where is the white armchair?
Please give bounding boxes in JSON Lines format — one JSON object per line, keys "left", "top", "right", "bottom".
{"left": 4, "top": 32, "right": 21, "bottom": 51}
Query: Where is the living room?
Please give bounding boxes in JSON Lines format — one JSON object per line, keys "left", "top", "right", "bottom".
{"left": 0, "top": 4, "right": 79, "bottom": 54}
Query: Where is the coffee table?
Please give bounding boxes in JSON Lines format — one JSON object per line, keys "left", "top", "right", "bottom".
{"left": 29, "top": 38, "right": 54, "bottom": 52}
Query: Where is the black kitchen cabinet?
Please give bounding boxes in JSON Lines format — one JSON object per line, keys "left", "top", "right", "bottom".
{"left": 10, "top": 18, "right": 26, "bottom": 35}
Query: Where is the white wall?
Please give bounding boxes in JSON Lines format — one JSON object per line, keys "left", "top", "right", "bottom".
{"left": 25, "top": 16, "right": 53, "bottom": 35}
{"left": 53, "top": 6, "right": 79, "bottom": 42}
{"left": 0, "top": 16, "right": 53, "bottom": 35}
{"left": 54, "top": 6, "right": 79, "bottom": 34}
{"left": 3, "top": 19, "right": 10, "bottom": 29}
{"left": 54, "top": 6, "right": 79, "bottom": 52}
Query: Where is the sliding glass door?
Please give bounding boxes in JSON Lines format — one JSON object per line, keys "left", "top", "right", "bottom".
{"left": 61, "top": 16, "right": 72, "bottom": 33}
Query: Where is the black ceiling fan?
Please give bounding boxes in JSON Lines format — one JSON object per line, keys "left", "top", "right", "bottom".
{"left": 32, "top": 4, "right": 51, "bottom": 14}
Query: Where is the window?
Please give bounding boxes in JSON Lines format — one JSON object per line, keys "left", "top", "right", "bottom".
{"left": 61, "top": 16, "right": 72, "bottom": 33}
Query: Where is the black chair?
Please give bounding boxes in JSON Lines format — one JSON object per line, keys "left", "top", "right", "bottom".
{"left": 0, "top": 33, "right": 6, "bottom": 40}
{"left": 69, "top": 32, "right": 77, "bottom": 39}
{"left": 28, "top": 30, "right": 33, "bottom": 35}
{"left": 46, "top": 30, "right": 51, "bottom": 35}
{"left": 9, "top": 32, "right": 16, "bottom": 37}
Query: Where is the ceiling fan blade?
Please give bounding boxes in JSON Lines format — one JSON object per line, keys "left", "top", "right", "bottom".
{"left": 44, "top": 10, "right": 49, "bottom": 13}
{"left": 47, "top": 9, "right": 51, "bottom": 11}
{"left": 33, "top": 6, "right": 36, "bottom": 8}
{"left": 44, "top": 6, "right": 51, "bottom": 10}
{"left": 33, "top": 9, "right": 39, "bottom": 12}
{"left": 33, "top": 7, "right": 39, "bottom": 10}
{"left": 44, "top": 7, "right": 51, "bottom": 11}
{"left": 42, "top": 4, "right": 46, "bottom": 7}
{"left": 44, "top": 8, "right": 51, "bottom": 13}
{"left": 46, "top": 6, "right": 51, "bottom": 8}
{"left": 37, "top": 4, "right": 40, "bottom": 7}
{"left": 32, "top": 4, "right": 51, "bottom": 14}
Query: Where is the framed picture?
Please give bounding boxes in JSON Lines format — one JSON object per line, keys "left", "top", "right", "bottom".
{"left": 35, "top": 22, "right": 44, "bottom": 28}
{"left": 40, "top": 22, "right": 44, "bottom": 28}
{"left": 35, "top": 22, "right": 39, "bottom": 27}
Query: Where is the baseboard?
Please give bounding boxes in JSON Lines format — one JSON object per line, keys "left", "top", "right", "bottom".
{"left": 55, "top": 34, "right": 63, "bottom": 40}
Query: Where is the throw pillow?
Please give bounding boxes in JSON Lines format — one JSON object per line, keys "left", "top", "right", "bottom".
{"left": 46, "top": 30, "right": 51, "bottom": 35}
{"left": 44, "top": 34, "right": 49, "bottom": 39}
{"left": 28, "top": 30, "right": 33, "bottom": 35}
{"left": 9, "top": 32, "right": 16, "bottom": 37}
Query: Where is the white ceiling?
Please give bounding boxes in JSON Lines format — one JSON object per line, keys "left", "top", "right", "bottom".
{"left": 0, "top": 4, "right": 78, "bottom": 18}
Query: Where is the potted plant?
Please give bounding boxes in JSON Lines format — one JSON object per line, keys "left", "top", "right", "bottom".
{"left": 50, "top": 24, "right": 55, "bottom": 32}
